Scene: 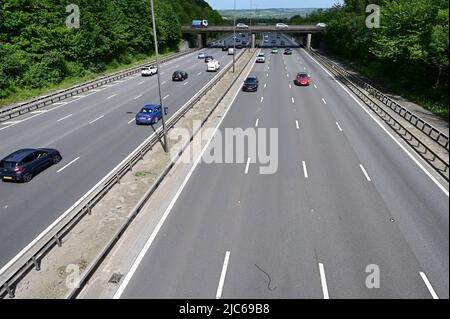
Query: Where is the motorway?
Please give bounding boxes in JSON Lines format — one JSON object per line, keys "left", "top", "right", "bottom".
{"left": 116, "top": 33, "right": 449, "bottom": 298}
{"left": 0, "top": 35, "right": 250, "bottom": 269}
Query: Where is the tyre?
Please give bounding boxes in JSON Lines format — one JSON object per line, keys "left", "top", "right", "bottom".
{"left": 53, "top": 154, "right": 62, "bottom": 164}
{"left": 22, "top": 172, "right": 33, "bottom": 183}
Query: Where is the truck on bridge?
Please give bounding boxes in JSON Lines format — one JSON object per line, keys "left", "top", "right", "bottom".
{"left": 191, "top": 20, "right": 208, "bottom": 28}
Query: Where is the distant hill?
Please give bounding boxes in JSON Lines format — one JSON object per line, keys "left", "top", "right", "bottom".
{"left": 219, "top": 8, "right": 323, "bottom": 20}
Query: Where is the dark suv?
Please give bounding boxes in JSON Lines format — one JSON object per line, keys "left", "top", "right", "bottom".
{"left": 242, "top": 76, "right": 259, "bottom": 92}
{"left": 172, "top": 71, "right": 188, "bottom": 81}
{"left": 0, "top": 148, "right": 62, "bottom": 182}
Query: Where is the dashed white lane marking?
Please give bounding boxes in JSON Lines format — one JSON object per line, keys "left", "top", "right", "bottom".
{"left": 302, "top": 161, "right": 308, "bottom": 178}
{"left": 106, "top": 94, "right": 117, "bottom": 100}
{"left": 183, "top": 81, "right": 189, "bottom": 85}
{"left": 336, "top": 122, "right": 343, "bottom": 132}
{"left": 133, "top": 94, "right": 142, "bottom": 100}
{"left": 314, "top": 84, "right": 318, "bottom": 89}
{"left": 264, "top": 83, "right": 267, "bottom": 88}
{"left": 296, "top": 120, "right": 300, "bottom": 129}
{"left": 318, "top": 263, "right": 330, "bottom": 299}
{"left": 266, "top": 73, "right": 269, "bottom": 77}
{"left": 163, "top": 95, "right": 170, "bottom": 100}
{"left": 57, "top": 157, "right": 80, "bottom": 173}
{"left": 138, "top": 81, "right": 145, "bottom": 86}
{"left": 260, "top": 97, "right": 264, "bottom": 103}
{"left": 89, "top": 115, "right": 104, "bottom": 124}
{"left": 57, "top": 114, "right": 73, "bottom": 122}
{"left": 197, "top": 72, "right": 202, "bottom": 76}
{"left": 359, "top": 164, "right": 372, "bottom": 182}
{"left": 419, "top": 272, "right": 439, "bottom": 299}
{"left": 128, "top": 118, "right": 135, "bottom": 124}
{"left": 30, "top": 110, "right": 49, "bottom": 114}
{"left": 255, "top": 118, "right": 259, "bottom": 127}
{"left": 292, "top": 97, "right": 295, "bottom": 104}
{"left": 245, "top": 157, "right": 251, "bottom": 175}
{"left": 162, "top": 81, "right": 167, "bottom": 85}
{"left": 322, "top": 98, "right": 327, "bottom": 104}
{"left": 216, "top": 251, "right": 231, "bottom": 299}
{"left": 287, "top": 74, "right": 290, "bottom": 77}
{"left": 289, "top": 83, "right": 292, "bottom": 89}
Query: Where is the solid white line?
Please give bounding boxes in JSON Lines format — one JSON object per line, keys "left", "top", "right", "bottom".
{"left": 314, "top": 84, "right": 318, "bottom": 89}
{"left": 216, "top": 251, "right": 231, "bottom": 299}
{"left": 260, "top": 97, "right": 264, "bottom": 103}
{"left": 128, "top": 118, "right": 135, "bottom": 124}
{"left": 106, "top": 94, "right": 117, "bottom": 100}
{"left": 318, "top": 263, "right": 330, "bottom": 299}
{"left": 112, "top": 49, "right": 261, "bottom": 299}
{"left": 52, "top": 102, "right": 68, "bottom": 105}
{"left": 336, "top": 122, "right": 343, "bottom": 132}
{"left": 419, "top": 272, "right": 439, "bottom": 299}
{"left": 72, "top": 95, "right": 87, "bottom": 98}
{"left": 255, "top": 118, "right": 259, "bottom": 127}
{"left": 57, "top": 157, "right": 80, "bottom": 173}
{"left": 163, "top": 94, "right": 170, "bottom": 100}
{"left": 89, "top": 115, "right": 104, "bottom": 124}
{"left": 2, "top": 121, "right": 22, "bottom": 125}
{"left": 57, "top": 114, "right": 73, "bottom": 122}
{"left": 133, "top": 94, "right": 142, "bottom": 100}
{"left": 138, "top": 81, "right": 145, "bottom": 85}
{"left": 303, "top": 49, "right": 449, "bottom": 197}
{"left": 302, "top": 161, "right": 308, "bottom": 178}
{"left": 30, "top": 110, "right": 48, "bottom": 114}
{"left": 296, "top": 120, "right": 300, "bottom": 129}
{"left": 360, "top": 164, "right": 372, "bottom": 182}
{"left": 245, "top": 157, "right": 251, "bottom": 175}
{"left": 322, "top": 98, "right": 327, "bottom": 104}
{"left": 292, "top": 97, "right": 295, "bottom": 104}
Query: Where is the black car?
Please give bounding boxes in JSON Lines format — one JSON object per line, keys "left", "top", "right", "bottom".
{"left": 222, "top": 46, "right": 229, "bottom": 51}
{"left": 0, "top": 148, "right": 62, "bottom": 183}
{"left": 236, "top": 43, "right": 243, "bottom": 49}
{"left": 242, "top": 40, "right": 247, "bottom": 46}
{"left": 242, "top": 76, "right": 259, "bottom": 92}
{"left": 172, "top": 71, "right": 188, "bottom": 81}
{"left": 205, "top": 56, "right": 214, "bottom": 63}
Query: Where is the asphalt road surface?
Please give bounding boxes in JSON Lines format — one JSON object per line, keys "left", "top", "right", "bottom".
{"left": 0, "top": 34, "right": 249, "bottom": 269}
{"left": 117, "top": 33, "right": 449, "bottom": 299}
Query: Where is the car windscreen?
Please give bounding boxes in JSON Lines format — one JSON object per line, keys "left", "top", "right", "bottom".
{"left": 297, "top": 73, "right": 308, "bottom": 78}
{"left": 140, "top": 108, "right": 153, "bottom": 114}
{"left": 245, "top": 78, "right": 257, "bottom": 84}
{"left": 0, "top": 161, "right": 17, "bottom": 169}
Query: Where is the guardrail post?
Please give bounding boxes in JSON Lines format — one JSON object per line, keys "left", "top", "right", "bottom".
{"left": 31, "top": 256, "right": 41, "bottom": 271}
{"left": 54, "top": 234, "right": 62, "bottom": 247}
{"left": 4, "top": 283, "right": 15, "bottom": 298}
{"left": 116, "top": 173, "right": 121, "bottom": 184}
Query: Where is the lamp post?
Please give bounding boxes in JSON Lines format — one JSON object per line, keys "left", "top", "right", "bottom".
{"left": 150, "top": 0, "right": 168, "bottom": 152}
{"left": 233, "top": 0, "right": 236, "bottom": 73}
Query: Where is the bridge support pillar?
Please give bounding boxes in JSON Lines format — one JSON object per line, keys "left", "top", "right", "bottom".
{"left": 251, "top": 33, "right": 256, "bottom": 49}
{"left": 197, "top": 34, "right": 207, "bottom": 48}
{"left": 306, "top": 33, "right": 312, "bottom": 50}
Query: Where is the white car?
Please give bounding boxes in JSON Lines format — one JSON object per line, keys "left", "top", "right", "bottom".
{"left": 207, "top": 60, "right": 220, "bottom": 72}
{"left": 141, "top": 66, "right": 158, "bottom": 76}
{"left": 236, "top": 23, "right": 249, "bottom": 29}
{"left": 198, "top": 52, "right": 207, "bottom": 59}
{"left": 228, "top": 48, "right": 235, "bottom": 55}
{"left": 316, "top": 23, "right": 327, "bottom": 28}
{"left": 256, "top": 53, "right": 266, "bottom": 63}
{"left": 276, "top": 23, "right": 289, "bottom": 29}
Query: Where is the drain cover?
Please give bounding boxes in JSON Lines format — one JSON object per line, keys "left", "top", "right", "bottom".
{"left": 108, "top": 273, "right": 123, "bottom": 284}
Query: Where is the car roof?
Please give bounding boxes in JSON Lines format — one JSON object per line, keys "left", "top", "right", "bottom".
{"left": 246, "top": 76, "right": 258, "bottom": 80}
{"left": 2, "top": 149, "right": 37, "bottom": 162}
{"left": 142, "top": 104, "right": 159, "bottom": 109}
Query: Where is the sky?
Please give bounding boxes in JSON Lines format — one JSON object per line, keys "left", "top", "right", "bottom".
{"left": 204, "top": 0, "right": 344, "bottom": 10}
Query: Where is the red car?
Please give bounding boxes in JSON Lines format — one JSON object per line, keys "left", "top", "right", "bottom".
{"left": 295, "top": 72, "right": 310, "bottom": 86}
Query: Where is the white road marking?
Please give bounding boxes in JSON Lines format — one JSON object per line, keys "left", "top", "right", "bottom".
{"left": 162, "top": 81, "right": 167, "bottom": 85}
{"left": 419, "top": 272, "right": 439, "bottom": 299}
{"left": 138, "top": 81, "right": 145, "bottom": 86}
{"left": 289, "top": 83, "right": 292, "bottom": 89}
{"left": 216, "top": 251, "right": 231, "bottom": 299}
{"left": 266, "top": 73, "right": 269, "bottom": 77}
{"left": 287, "top": 74, "right": 290, "bottom": 77}
{"left": 106, "top": 94, "right": 117, "bottom": 100}
{"left": 360, "top": 164, "right": 372, "bottom": 182}
{"left": 52, "top": 102, "right": 69, "bottom": 105}
{"left": 163, "top": 94, "right": 170, "bottom": 100}
{"left": 255, "top": 118, "right": 259, "bottom": 127}
{"left": 89, "top": 115, "right": 104, "bottom": 124}
{"left": 197, "top": 72, "right": 202, "bottom": 76}
{"left": 296, "top": 120, "right": 300, "bottom": 129}
{"left": 322, "top": 98, "right": 327, "bottom": 104}
{"left": 304, "top": 67, "right": 307, "bottom": 70}
{"left": 302, "top": 161, "right": 308, "bottom": 178}
{"left": 264, "top": 83, "right": 267, "bottom": 88}
{"left": 304, "top": 49, "right": 449, "bottom": 197}
{"left": 57, "top": 157, "right": 80, "bottom": 173}
{"left": 30, "top": 110, "right": 48, "bottom": 114}
{"left": 260, "top": 97, "right": 264, "bottom": 103}
{"left": 183, "top": 81, "right": 189, "bottom": 86}
{"left": 318, "top": 263, "right": 330, "bottom": 299}
{"left": 111, "top": 49, "right": 262, "bottom": 299}
{"left": 336, "top": 122, "right": 343, "bottom": 132}
{"left": 133, "top": 94, "right": 142, "bottom": 100}
{"left": 2, "top": 121, "right": 22, "bottom": 125}
{"left": 245, "top": 157, "right": 251, "bottom": 175}
{"left": 292, "top": 97, "right": 295, "bottom": 104}
{"left": 314, "top": 84, "right": 318, "bottom": 89}
{"left": 57, "top": 114, "right": 73, "bottom": 122}
{"left": 128, "top": 118, "right": 135, "bottom": 124}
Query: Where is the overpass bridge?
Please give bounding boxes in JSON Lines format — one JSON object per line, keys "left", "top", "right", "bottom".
{"left": 181, "top": 25, "right": 325, "bottom": 49}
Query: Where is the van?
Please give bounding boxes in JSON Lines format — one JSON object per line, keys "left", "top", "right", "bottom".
{"left": 207, "top": 60, "right": 220, "bottom": 72}
{"left": 228, "top": 48, "right": 235, "bottom": 55}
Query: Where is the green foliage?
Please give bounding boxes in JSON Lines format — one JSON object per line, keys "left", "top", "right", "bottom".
{"left": 0, "top": 0, "right": 223, "bottom": 103}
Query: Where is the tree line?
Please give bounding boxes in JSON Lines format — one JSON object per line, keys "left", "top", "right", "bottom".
{"left": 0, "top": 0, "right": 223, "bottom": 100}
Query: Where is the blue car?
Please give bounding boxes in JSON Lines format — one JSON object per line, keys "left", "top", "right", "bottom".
{"left": 0, "top": 148, "right": 62, "bottom": 183}
{"left": 135, "top": 104, "right": 162, "bottom": 125}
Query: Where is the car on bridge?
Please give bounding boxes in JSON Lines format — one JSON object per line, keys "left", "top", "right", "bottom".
{"left": 316, "top": 22, "right": 327, "bottom": 28}
{"left": 236, "top": 23, "right": 249, "bottom": 29}
{"left": 271, "top": 48, "right": 279, "bottom": 54}
{"left": 242, "top": 76, "right": 259, "bottom": 92}
{"left": 276, "top": 23, "right": 289, "bottom": 29}
{"left": 172, "top": 70, "right": 188, "bottom": 81}
{"left": 192, "top": 20, "right": 208, "bottom": 28}
{"left": 135, "top": 104, "right": 162, "bottom": 125}
{"left": 1, "top": 148, "right": 62, "bottom": 183}
{"left": 141, "top": 66, "right": 158, "bottom": 76}
{"left": 294, "top": 72, "right": 311, "bottom": 86}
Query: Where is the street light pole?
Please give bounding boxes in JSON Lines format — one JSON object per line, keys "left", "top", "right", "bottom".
{"left": 150, "top": 0, "right": 168, "bottom": 152}
{"left": 233, "top": 0, "right": 236, "bottom": 73}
